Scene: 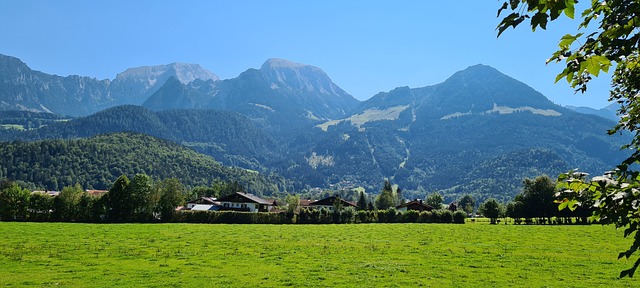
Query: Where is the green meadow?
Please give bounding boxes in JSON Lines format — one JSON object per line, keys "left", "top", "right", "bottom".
{"left": 0, "top": 222, "right": 637, "bottom": 287}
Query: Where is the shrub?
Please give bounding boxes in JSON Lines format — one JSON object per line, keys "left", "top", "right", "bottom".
{"left": 418, "top": 211, "right": 432, "bottom": 223}
{"left": 403, "top": 210, "right": 420, "bottom": 223}
{"left": 431, "top": 210, "right": 443, "bottom": 223}
{"left": 440, "top": 210, "right": 453, "bottom": 223}
{"left": 453, "top": 211, "right": 466, "bottom": 224}
{"left": 356, "top": 210, "right": 377, "bottom": 223}
{"left": 378, "top": 208, "right": 400, "bottom": 223}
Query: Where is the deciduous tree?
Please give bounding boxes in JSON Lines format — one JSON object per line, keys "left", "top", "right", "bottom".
{"left": 520, "top": 175, "right": 557, "bottom": 222}
{"left": 459, "top": 194, "right": 476, "bottom": 215}
{"left": 106, "top": 175, "right": 131, "bottom": 222}
{"left": 480, "top": 198, "right": 502, "bottom": 224}
{"left": 497, "top": 0, "right": 640, "bottom": 277}
{"left": 0, "top": 183, "right": 30, "bottom": 221}
{"left": 157, "top": 178, "right": 185, "bottom": 222}
{"left": 129, "top": 174, "right": 156, "bottom": 221}
{"left": 426, "top": 192, "right": 444, "bottom": 210}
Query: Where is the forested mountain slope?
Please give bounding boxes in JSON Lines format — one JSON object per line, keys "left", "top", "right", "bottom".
{"left": 0, "top": 132, "right": 285, "bottom": 195}
{"left": 285, "top": 65, "right": 628, "bottom": 201}
{"left": 0, "top": 105, "right": 279, "bottom": 170}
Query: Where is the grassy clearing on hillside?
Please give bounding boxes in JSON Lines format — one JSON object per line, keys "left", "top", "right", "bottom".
{"left": 316, "top": 105, "right": 410, "bottom": 132}
{"left": 0, "top": 222, "right": 636, "bottom": 287}
{"left": 0, "top": 124, "right": 25, "bottom": 130}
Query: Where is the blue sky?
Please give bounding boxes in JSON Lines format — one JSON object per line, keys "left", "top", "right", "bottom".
{"left": 0, "top": 0, "right": 612, "bottom": 108}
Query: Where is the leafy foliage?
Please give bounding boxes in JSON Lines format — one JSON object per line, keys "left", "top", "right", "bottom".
{"left": 0, "top": 183, "right": 29, "bottom": 221}
{"left": 426, "top": 192, "right": 444, "bottom": 210}
{"left": 458, "top": 195, "right": 475, "bottom": 214}
{"left": 556, "top": 171, "right": 640, "bottom": 277}
{"left": 498, "top": 0, "right": 640, "bottom": 278}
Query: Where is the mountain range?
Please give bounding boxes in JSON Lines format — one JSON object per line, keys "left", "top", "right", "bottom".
{"left": 565, "top": 103, "right": 619, "bottom": 121}
{"left": 0, "top": 54, "right": 218, "bottom": 116}
{"left": 0, "top": 54, "right": 628, "bottom": 202}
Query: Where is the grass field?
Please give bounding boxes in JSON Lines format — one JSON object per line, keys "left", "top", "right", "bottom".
{"left": 0, "top": 222, "right": 637, "bottom": 287}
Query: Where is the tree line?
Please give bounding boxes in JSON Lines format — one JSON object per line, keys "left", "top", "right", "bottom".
{"left": 0, "top": 175, "right": 185, "bottom": 223}
{"left": 475, "top": 175, "right": 592, "bottom": 225}
{"left": 0, "top": 176, "right": 467, "bottom": 224}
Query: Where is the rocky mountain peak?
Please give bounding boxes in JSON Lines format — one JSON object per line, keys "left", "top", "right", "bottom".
{"left": 115, "top": 62, "right": 219, "bottom": 85}
{"left": 261, "top": 58, "right": 310, "bottom": 70}
{"left": 259, "top": 58, "right": 345, "bottom": 96}
{"left": 0, "top": 54, "right": 31, "bottom": 72}
{"left": 434, "top": 64, "right": 558, "bottom": 112}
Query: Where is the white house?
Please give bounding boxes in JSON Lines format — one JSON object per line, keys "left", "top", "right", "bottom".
{"left": 216, "top": 192, "right": 274, "bottom": 212}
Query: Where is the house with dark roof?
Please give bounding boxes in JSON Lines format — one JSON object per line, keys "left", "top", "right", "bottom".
{"left": 217, "top": 192, "right": 274, "bottom": 212}
{"left": 308, "top": 195, "right": 357, "bottom": 211}
{"left": 396, "top": 199, "right": 433, "bottom": 212}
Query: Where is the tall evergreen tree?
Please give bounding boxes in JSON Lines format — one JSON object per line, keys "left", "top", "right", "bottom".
{"left": 395, "top": 188, "right": 404, "bottom": 206}
{"left": 357, "top": 191, "right": 368, "bottom": 210}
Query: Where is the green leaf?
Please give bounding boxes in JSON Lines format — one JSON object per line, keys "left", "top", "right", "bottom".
{"left": 557, "top": 198, "right": 569, "bottom": 210}
{"left": 591, "top": 55, "right": 611, "bottom": 73}
{"left": 531, "top": 12, "right": 549, "bottom": 31}
{"left": 509, "top": 0, "right": 519, "bottom": 10}
{"left": 563, "top": 0, "right": 575, "bottom": 19}
{"left": 497, "top": 13, "right": 520, "bottom": 37}
{"left": 558, "top": 33, "right": 582, "bottom": 49}
{"left": 584, "top": 58, "right": 601, "bottom": 76}
{"left": 550, "top": 7, "right": 561, "bottom": 20}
